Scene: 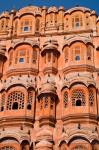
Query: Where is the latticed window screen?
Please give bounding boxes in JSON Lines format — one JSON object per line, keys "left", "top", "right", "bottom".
{"left": 89, "top": 88, "right": 94, "bottom": 106}
{"left": 27, "top": 50, "right": 29, "bottom": 63}
{"left": 0, "top": 146, "right": 16, "bottom": 150}
{"left": 44, "top": 96, "right": 48, "bottom": 108}
{"left": 9, "top": 51, "right": 13, "bottom": 66}
{"left": 53, "top": 53, "right": 56, "bottom": 63}
{"left": 20, "top": 20, "right": 32, "bottom": 32}
{"left": 72, "top": 89, "right": 85, "bottom": 106}
{"left": 20, "top": 50, "right": 25, "bottom": 56}
{"left": 0, "top": 94, "right": 5, "bottom": 111}
{"left": 27, "top": 89, "right": 33, "bottom": 110}
{"left": 64, "top": 91, "right": 68, "bottom": 108}
{"left": 35, "top": 18, "right": 40, "bottom": 31}
{"left": 50, "top": 97, "right": 54, "bottom": 109}
{"left": 15, "top": 21, "right": 18, "bottom": 33}
{"left": 87, "top": 45, "right": 92, "bottom": 60}
{"left": 7, "top": 91, "right": 24, "bottom": 110}
{"left": 48, "top": 52, "right": 51, "bottom": 62}
{"left": 75, "top": 46, "right": 80, "bottom": 61}
{"left": 32, "top": 47, "right": 37, "bottom": 64}
{"left": 72, "top": 15, "right": 83, "bottom": 28}
{"left": 40, "top": 98, "right": 43, "bottom": 110}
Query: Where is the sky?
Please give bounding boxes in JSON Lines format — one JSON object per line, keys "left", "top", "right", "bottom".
{"left": 0, "top": 0, "right": 99, "bottom": 15}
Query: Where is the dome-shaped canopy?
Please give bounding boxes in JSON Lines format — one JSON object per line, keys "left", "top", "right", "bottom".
{"left": 65, "top": 6, "right": 91, "bottom": 15}
{"left": 41, "top": 40, "right": 60, "bottom": 56}
{"left": 38, "top": 82, "right": 57, "bottom": 99}
{"left": 47, "top": 6, "right": 58, "bottom": 13}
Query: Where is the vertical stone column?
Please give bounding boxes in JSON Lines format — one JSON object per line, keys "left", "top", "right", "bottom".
{"left": 41, "top": 6, "right": 47, "bottom": 33}
{"left": 9, "top": 9, "right": 16, "bottom": 36}
{"left": 91, "top": 11, "right": 97, "bottom": 36}
{"left": 0, "top": 45, "right": 7, "bottom": 78}
{"left": 58, "top": 6, "right": 64, "bottom": 31}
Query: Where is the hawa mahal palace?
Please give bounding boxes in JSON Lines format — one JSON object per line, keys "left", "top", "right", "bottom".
{"left": 0, "top": 4, "right": 99, "bottom": 150}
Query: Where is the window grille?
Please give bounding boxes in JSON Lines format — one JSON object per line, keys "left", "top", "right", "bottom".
{"left": 89, "top": 88, "right": 94, "bottom": 106}
{"left": 72, "top": 89, "right": 85, "bottom": 106}
{"left": 7, "top": 91, "right": 24, "bottom": 110}
{"left": 64, "top": 91, "right": 68, "bottom": 108}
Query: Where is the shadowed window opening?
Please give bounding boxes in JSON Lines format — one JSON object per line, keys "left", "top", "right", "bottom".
{"left": 12, "top": 102, "right": 18, "bottom": 110}
{"left": 1, "top": 106, "right": 4, "bottom": 111}
{"left": 27, "top": 104, "right": 32, "bottom": 110}
{"left": 75, "top": 55, "right": 80, "bottom": 61}
{"left": 24, "top": 26, "right": 29, "bottom": 32}
{"left": 19, "top": 57, "right": 24, "bottom": 63}
{"left": 76, "top": 99, "right": 81, "bottom": 106}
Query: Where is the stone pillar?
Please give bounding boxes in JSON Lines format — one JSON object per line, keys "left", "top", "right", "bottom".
{"left": 91, "top": 11, "right": 97, "bottom": 36}
{"left": 0, "top": 45, "right": 7, "bottom": 78}
{"left": 41, "top": 6, "right": 47, "bottom": 33}
{"left": 58, "top": 6, "right": 64, "bottom": 31}
{"left": 9, "top": 9, "right": 16, "bottom": 36}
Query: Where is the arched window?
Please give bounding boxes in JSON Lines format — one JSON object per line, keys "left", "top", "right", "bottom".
{"left": 0, "top": 146, "right": 16, "bottom": 150}
{"left": 7, "top": 91, "right": 24, "bottom": 110}
{"left": 15, "top": 49, "right": 27, "bottom": 64}
{"left": 72, "top": 89, "right": 86, "bottom": 106}
{"left": 0, "top": 93, "right": 5, "bottom": 112}
{"left": 35, "top": 18, "right": 40, "bottom": 32}
{"left": 64, "top": 91, "right": 68, "bottom": 108}
{"left": 20, "top": 20, "right": 32, "bottom": 33}
{"left": 89, "top": 88, "right": 95, "bottom": 106}
{"left": 72, "top": 15, "right": 83, "bottom": 28}
{"left": 27, "top": 89, "right": 34, "bottom": 110}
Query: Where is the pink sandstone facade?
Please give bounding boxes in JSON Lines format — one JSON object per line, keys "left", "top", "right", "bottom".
{"left": 0, "top": 5, "right": 99, "bottom": 150}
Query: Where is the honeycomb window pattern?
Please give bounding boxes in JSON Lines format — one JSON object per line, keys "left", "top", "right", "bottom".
{"left": 27, "top": 90, "right": 33, "bottom": 110}
{"left": 89, "top": 88, "right": 94, "bottom": 106}
{"left": 40, "top": 98, "right": 43, "bottom": 110}
{"left": 50, "top": 97, "right": 54, "bottom": 109}
{"left": 0, "top": 94, "right": 5, "bottom": 111}
{"left": 44, "top": 96, "right": 49, "bottom": 108}
{"left": 64, "top": 91, "right": 68, "bottom": 108}
{"left": 72, "top": 89, "right": 86, "bottom": 106}
{"left": 7, "top": 91, "right": 25, "bottom": 110}
{"left": 0, "top": 146, "right": 16, "bottom": 150}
